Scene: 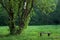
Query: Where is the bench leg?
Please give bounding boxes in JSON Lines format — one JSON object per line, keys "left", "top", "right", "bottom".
{"left": 40, "top": 33, "right": 42, "bottom": 36}
{"left": 48, "top": 33, "right": 50, "bottom": 36}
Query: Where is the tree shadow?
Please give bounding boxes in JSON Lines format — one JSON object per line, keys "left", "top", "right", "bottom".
{"left": 0, "top": 33, "right": 20, "bottom": 38}
{"left": 0, "top": 34, "right": 11, "bottom": 38}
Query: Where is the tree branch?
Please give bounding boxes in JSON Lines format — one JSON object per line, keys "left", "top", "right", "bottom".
{"left": 17, "top": 0, "right": 22, "bottom": 15}
{"left": 27, "top": 0, "right": 33, "bottom": 15}
{"left": 0, "top": 0, "right": 9, "bottom": 13}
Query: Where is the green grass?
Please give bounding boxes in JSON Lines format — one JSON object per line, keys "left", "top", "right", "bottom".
{"left": 0, "top": 25, "right": 60, "bottom": 40}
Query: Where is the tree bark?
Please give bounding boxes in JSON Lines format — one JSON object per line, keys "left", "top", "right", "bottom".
{"left": 16, "top": 0, "right": 27, "bottom": 34}
{"left": 8, "top": 8, "right": 16, "bottom": 35}
{"left": 17, "top": 0, "right": 33, "bottom": 34}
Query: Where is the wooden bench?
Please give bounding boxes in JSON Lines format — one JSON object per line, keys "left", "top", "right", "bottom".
{"left": 40, "top": 32, "right": 51, "bottom": 36}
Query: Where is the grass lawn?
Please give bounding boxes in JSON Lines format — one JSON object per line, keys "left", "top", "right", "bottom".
{"left": 0, "top": 25, "right": 60, "bottom": 40}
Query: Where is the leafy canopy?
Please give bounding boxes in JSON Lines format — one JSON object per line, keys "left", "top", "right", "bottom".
{"left": 34, "top": 0, "right": 57, "bottom": 14}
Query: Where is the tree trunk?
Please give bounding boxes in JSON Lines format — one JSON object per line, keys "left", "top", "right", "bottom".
{"left": 8, "top": 8, "right": 16, "bottom": 35}
{"left": 16, "top": 0, "right": 33, "bottom": 34}
{"left": 17, "top": 11, "right": 25, "bottom": 34}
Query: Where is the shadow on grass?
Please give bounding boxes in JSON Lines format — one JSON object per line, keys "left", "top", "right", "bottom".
{"left": 0, "top": 33, "right": 20, "bottom": 38}
{"left": 0, "top": 34, "right": 18, "bottom": 38}
{"left": 0, "top": 34, "right": 11, "bottom": 38}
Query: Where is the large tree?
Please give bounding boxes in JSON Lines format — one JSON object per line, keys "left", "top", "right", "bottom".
{"left": 0, "top": 0, "right": 33, "bottom": 35}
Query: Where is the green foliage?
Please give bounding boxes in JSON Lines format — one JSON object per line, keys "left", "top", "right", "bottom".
{"left": 34, "top": 0, "right": 57, "bottom": 14}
